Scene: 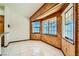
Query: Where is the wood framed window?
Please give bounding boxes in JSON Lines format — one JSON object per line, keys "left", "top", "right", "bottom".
{"left": 42, "top": 17, "right": 57, "bottom": 35}
{"left": 42, "top": 20, "right": 49, "bottom": 34}
{"left": 49, "top": 17, "right": 57, "bottom": 35}
{"left": 65, "top": 6, "right": 75, "bottom": 44}
{"left": 32, "top": 21, "right": 40, "bottom": 33}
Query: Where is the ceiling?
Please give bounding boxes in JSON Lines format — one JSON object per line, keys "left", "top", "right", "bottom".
{"left": 0, "top": 3, "right": 44, "bottom": 18}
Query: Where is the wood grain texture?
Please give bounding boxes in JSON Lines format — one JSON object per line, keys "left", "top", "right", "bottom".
{"left": 41, "top": 35, "right": 61, "bottom": 49}
{"left": 30, "top": 3, "right": 76, "bottom": 56}
{"left": 61, "top": 4, "right": 76, "bottom": 56}
{"left": 31, "top": 34, "right": 41, "bottom": 40}
{"left": 76, "top": 3, "right": 79, "bottom": 56}
{"left": 62, "top": 38, "right": 75, "bottom": 56}
{"left": 0, "top": 16, "right": 4, "bottom": 33}
{"left": 30, "top": 3, "right": 58, "bottom": 21}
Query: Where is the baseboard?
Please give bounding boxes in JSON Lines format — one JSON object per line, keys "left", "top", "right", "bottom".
{"left": 61, "top": 49, "right": 66, "bottom": 56}
{"left": 0, "top": 54, "right": 2, "bottom": 56}
{"left": 4, "top": 39, "right": 30, "bottom": 47}
{"left": 3, "top": 39, "right": 66, "bottom": 56}
{"left": 30, "top": 39, "right": 40, "bottom": 41}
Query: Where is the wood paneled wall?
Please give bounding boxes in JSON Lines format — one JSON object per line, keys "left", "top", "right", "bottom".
{"left": 62, "top": 38, "right": 75, "bottom": 56}
{"left": 76, "top": 3, "right": 79, "bottom": 56}
{"left": 30, "top": 3, "right": 58, "bottom": 21}
{"left": 0, "top": 16, "right": 4, "bottom": 33}
{"left": 31, "top": 34, "right": 41, "bottom": 40}
{"left": 41, "top": 15, "right": 62, "bottom": 49}
{"left": 30, "top": 3, "right": 78, "bottom": 56}
{"left": 61, "top": 4, "right": 76, "bottom": 56}
{"left": 30, "top": 12, "right": 62, "bottom": 48}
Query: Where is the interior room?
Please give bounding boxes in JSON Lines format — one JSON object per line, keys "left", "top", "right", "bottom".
{"left": 0, "top": 3, "right": 79, "bottom": 56}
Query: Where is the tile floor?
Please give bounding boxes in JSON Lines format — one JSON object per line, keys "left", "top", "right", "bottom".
{"left": 1, "top": 40, "right": 64, "bottom": 56}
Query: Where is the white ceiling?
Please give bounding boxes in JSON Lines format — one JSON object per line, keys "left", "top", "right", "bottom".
{"left": 0, "top": 3, "right": 44, "bottom": 18}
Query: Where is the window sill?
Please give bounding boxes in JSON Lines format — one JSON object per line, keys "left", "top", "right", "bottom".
{"left": 63, "top": 37, "right": 74, "bottom": 45}
{"left": 43, "top": 34, "right": 58, "bottom": 37}
{"left": 32, "top": 33, "right": 40, "bottom": 34}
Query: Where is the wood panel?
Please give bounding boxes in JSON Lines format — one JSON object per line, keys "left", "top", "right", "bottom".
{"left": 0, "top": 16, "right": 4, "bottom": 47}
{"left": 61, "top": 4, "right": 76, "bottom": 56}
{"left": 0, "top": 16, "right": 4, "bottom": 33}
{"left": 76, "top": 3, "right": 79, "bottom": 56}
{"left": 62, "top": 38, "right": 75, "bottom": 56}
{"left": 30, "top": 3, "right": 76, "bottom": 56}
{"left": 31, "top": 34, "right": 40, "bottom": 40}
{"left": 41, "top": 35, "right": 61, "bottom": 48}
{"left": 41, "top": 15, "right": 62, "bottom": 49}
{"left": 30, "top": 3, "right": 58, "bottom": 21}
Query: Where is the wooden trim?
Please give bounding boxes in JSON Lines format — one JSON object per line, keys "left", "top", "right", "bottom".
{"left": 30, "top": 19, "right": 31, "bottom": 39}
{"left": 42, "top": 34, "right": 58, "bottom": 37}
{"left": 36, "top": 4, "right": 65, "bottom": 20}
{"left": 4, "top": 39, "right": 30, "bottom": 47}
{"left": 0, "top": 15, "right": 4, "bottom": 17}
{"left": 32, "top": 33, "right": 40, "bottom": 34}
{"left": 30, "top": 3, "right": 45, "bottom": 20}
{"left": 75, "top": 3, "right": 78, "bottom": 56}
{"left": 40, "top": 19, "right": 42, "bottom": 40}
{"left": 30, "top": 3, "right": 59, "bottom": 21}
{"left": 3, "top": 39, "right": 65, "bottom": 56}
{"left": 31, "top": 20, "right": 40, "bottom": 22}
{"left": 4, "top": 39, "right": 41, "bottom": 48}
{"left": 57, "top": 15, "right": 62, "bottom": 49}
{"left": 31, "top": 39, "right": 40, "bottom": 41}
{"left": 30, "top": 4, "right": 69, "bottom": 21}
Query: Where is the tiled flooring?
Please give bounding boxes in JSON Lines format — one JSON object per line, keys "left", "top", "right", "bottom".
{"left": 1, "top": 40, "right": 64, "bottom": 56}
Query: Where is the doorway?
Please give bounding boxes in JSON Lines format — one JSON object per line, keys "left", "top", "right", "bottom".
{"left": 0, "top": 16, "right": 4, "bottom": 46}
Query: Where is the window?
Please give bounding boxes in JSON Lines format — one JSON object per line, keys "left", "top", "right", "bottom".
{"left": 65, "top": 6, "right": 74, "bottom": 43}
{"left": 32, "top": 21, "right": 40, "bottom": 33}
{"left": 49, "top": 17, "right": 57, "bottom": 35}
{"left": 42, "top": 20, "right": 49, "bottom": 34}
{"left": 42, "top": 17, "right": 57, "bottom": 35}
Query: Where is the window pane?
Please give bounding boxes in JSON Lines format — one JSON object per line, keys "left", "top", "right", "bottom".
{"left": 65, "top": 7, "right": 74, "bottom": 42}
{"left": 42, "top": 20, "right": 48, "bottom": 34}
{"left": 33, "top": 28, "right": 39, "bottom": 33}
{"left": 49, "top": 17, "right": 57, "bottom": 35}
{"left": 32, "top": 22, "right": 40, "bottom": 27}
{"left": 32, "top": 21, "right": 40, "bottom": 33}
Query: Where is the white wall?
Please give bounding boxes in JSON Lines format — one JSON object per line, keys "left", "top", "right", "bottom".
{"left": 0, "top": 7, "right": 4, "bottom": 55}
{"left": 0, "top": 7, "right": 4, "bottom": 15}
{"left": 4, "top": 6, "right": 30, "bottom": 46}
